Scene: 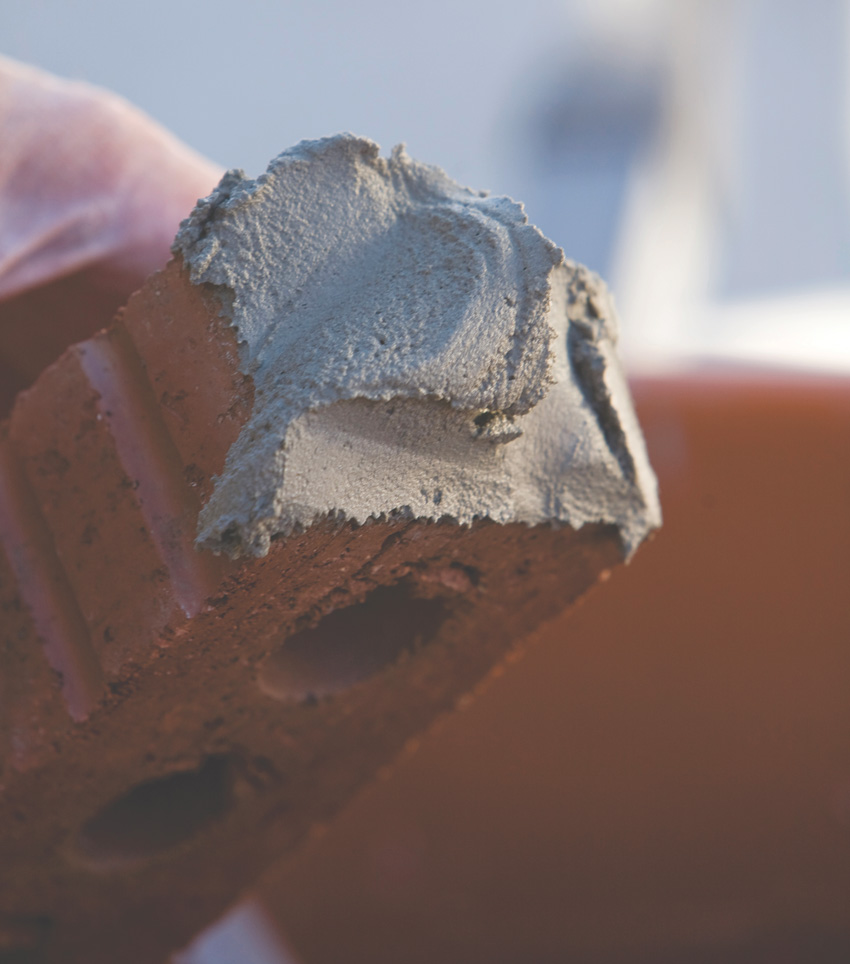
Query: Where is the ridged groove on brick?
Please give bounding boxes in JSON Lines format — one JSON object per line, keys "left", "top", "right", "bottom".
{"left": 76, "top": 325, "right": 223, "bottom": 618}
{"left": 0, "top": 432, "right": 105, "bottom": 721}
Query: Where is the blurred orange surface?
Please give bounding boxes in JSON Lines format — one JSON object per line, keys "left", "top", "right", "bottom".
{"left": 246, "top": 374, "right": 850, "bottom": 964}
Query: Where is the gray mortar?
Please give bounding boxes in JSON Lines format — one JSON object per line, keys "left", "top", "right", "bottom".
{"left": 173, "top": 134, "right": 660, "bottom": 559}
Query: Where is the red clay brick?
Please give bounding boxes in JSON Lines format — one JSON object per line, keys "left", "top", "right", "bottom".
{"left": 0, "top": 257, "right": 626, "bottom": 964}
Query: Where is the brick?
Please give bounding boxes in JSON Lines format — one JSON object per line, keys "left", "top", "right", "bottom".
{"left": 0, "top": 257, "right": 629, "bottom": 964}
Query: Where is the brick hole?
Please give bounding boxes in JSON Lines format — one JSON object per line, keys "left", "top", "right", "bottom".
{"left": 75, "top": 755, "right": 234, "bottom": 870}
{"left": 257, "top": 582, "right": 449, "bottom": 703}
{"left": 0, "top": 914, "right": 52, "bottom": 960}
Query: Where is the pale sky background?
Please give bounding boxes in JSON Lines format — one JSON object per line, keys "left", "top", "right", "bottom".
{"left": 3, "top": 0, "right": 573, "bottom": 194}
{"left": 4, "top": 0, "right": 850, "bottom": 371}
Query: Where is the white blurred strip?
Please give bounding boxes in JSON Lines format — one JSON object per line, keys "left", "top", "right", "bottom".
{"left": 693, "top": 288, "right": 850, "bottom": 375}
{"left": 620, "top": 286, "right": 850, "bottom": 376}
{"left": 172, "top": 899, "right": 302, "bottom": 964}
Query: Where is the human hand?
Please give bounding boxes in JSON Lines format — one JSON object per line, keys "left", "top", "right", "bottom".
{"left": 0, "top": 57, "right": 222, "bottom": 412}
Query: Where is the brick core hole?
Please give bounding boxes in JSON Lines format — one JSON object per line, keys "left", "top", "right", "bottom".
{"left": 75, "top": 755, "right": 234, "bottom": 869}
{"left": 258, "top": 583, "right": 449, "bottom": 702}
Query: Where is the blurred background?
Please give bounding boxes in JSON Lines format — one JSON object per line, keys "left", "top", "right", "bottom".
{"left": 3, "top": 2, "right": 850, "bottom": 962}
{"left": 5, "top": 0, "right": 850, "bottom": 375}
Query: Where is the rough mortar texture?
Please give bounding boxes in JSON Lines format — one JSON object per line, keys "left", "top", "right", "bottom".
{"left": 174, "top": 135, "right": 660, "bottom": 558}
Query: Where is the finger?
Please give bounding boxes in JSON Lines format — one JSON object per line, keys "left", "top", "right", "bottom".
{"left": 0, "top": 56, "right": 223, "bottom": 302}
{"left": 0, "top": 57, "right": 223, "bottom": 408}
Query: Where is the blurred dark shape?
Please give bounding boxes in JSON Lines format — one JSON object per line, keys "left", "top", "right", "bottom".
{"left": 521, "top": 58, "right": 661, "bottom": 277}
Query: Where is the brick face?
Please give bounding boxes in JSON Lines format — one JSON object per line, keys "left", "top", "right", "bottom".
{"left": 0, "top": 257, "right": 622, "bottom": 963}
